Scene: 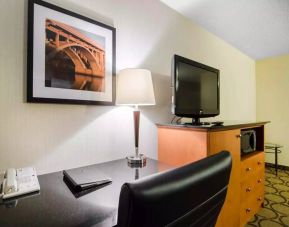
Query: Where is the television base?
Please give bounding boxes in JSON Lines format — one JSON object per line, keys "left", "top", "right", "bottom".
{"left": 184, "top": 122, "right": 210, "bottom": 126}
{"left": 187, "top": 117, "right": 210, "bottom": 126}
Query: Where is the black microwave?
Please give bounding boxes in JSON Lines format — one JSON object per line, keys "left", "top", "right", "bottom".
{"left": 241, "top": 130, "right": 256, "bottom": 154}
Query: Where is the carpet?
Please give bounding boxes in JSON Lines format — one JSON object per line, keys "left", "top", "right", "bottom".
{"left": 246, "top": 167, "right": 289, "bottom": 227}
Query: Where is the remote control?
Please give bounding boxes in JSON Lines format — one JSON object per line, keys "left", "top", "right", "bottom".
{"left": 211, "top": 121, "right": 224, "bottom": 126}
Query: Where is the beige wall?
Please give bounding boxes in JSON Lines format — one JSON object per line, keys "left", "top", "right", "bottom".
{"left": 256, "top": 54, "right": 289, "bottom": 166}
{"left": 0, "top": 0, "right": 255, "bottom": 174}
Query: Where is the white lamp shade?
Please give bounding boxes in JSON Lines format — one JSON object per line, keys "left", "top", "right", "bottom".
{"left": 116, "top": 68, "right": 156, "bottom": 106}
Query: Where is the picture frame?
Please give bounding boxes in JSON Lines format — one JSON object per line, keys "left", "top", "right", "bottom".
{"left": 27, "top": 0, "right": 116, "bottom": 105}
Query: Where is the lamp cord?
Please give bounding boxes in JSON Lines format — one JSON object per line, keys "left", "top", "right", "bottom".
{"left": 170, "top": 116, "right": 182, "bottom": 124}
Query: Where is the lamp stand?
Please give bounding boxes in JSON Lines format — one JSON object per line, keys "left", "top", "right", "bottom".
{"left": 126, "top": 107, "right": 147, "bottom": 165}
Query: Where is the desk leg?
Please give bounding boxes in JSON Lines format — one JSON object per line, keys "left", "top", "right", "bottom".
{"left": 275, "top": 147, "right": 278, "bottom": 176}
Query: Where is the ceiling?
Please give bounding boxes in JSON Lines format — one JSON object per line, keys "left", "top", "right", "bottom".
{"left": 160, "top": 0, "right": 289, "bottom": 60}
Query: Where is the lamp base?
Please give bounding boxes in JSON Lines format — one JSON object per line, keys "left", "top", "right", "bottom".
{"left": 126, "top": 154, "right": 146, "bottom": 165}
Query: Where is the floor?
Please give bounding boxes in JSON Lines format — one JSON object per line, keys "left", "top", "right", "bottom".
{"left": 246, "top": 167, "right": 289, "bottom": 227}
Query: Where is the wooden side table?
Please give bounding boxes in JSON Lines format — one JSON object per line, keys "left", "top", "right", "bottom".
{"left": 265, "top": 143, "right": 283, "bottom": 176}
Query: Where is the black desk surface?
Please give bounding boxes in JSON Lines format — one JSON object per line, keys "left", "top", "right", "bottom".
{"left": 0, "top": 158, "right": 171, "bottom": 227}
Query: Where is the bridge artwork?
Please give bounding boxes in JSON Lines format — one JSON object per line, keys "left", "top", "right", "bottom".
{"left": 45, "top": 19, "right": 105, "bottom": 92}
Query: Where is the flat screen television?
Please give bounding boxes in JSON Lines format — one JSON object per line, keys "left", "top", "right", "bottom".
{"left": 172, "top": 55, "right": 220, "bottom": 125}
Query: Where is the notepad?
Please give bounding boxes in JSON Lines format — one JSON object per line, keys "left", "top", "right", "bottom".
{"left": 63, "top": 167, "right": 112, "bottom": 191}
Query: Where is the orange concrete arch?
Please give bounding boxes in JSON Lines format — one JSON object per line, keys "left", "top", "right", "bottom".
{"left": 63, "top": 47, "right": 87, "bottom": 73}
{"left": 60, "top": 44, "right": 97, "bottom": 62}
{"left": 49, "top": 43, "right": 104, "bottom": 77}
{"left": 45, "top": 40, "right": 105, "bottom": 91}
{"left": 62, "top": 45, "right": 105, "bottom": 91}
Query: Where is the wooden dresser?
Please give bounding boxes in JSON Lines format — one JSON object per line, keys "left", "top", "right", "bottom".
{"left": 157, "top": 121, "right": 268, "bottom": 227}
{"left": 240, "top": 151, "right": 265, "bottom": 226}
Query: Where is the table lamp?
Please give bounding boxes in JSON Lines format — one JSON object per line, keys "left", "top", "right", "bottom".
{"left": 116, "top": 68, "right": 156, "bottom": 165}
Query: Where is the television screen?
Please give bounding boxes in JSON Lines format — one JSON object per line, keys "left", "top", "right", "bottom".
{"left": 173, "top": 55, "right": 220, "bottom": 123}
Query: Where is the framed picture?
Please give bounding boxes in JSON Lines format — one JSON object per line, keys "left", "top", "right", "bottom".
{"left": 27, "top": 0, "right": 116, "bottom": 105}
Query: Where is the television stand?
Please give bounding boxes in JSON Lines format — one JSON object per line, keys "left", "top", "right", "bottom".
{"left": 157, "top": 121, "right": 269, "bottom": 227}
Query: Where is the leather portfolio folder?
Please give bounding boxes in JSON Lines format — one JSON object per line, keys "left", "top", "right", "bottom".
{"left": 63, "top": 167, "right": 112, "bottom": 191}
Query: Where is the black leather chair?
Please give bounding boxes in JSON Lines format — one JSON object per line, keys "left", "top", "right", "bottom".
{"left": 117, "top": 150, "right": 232, "bottom": 227}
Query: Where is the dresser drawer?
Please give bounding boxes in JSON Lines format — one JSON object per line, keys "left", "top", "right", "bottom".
{"left": 241, "top": 152, "right": 264, "bottom": 180}
{"left": 241, "top": 169, "right": 265, "bottom": 202}
{"left": 240, "top": 187, "right": 264, "bottom": 226}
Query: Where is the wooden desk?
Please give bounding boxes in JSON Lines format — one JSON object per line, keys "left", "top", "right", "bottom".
{"left": 0, "top": 159, "right": 171, "bottom": 227}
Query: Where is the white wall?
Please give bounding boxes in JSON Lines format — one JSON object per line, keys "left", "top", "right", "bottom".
{"left": 0, "top": 0, "right": 256, "bottom": 174}
{"left": 256, "top": 55, "right": 289, "bottom": 166}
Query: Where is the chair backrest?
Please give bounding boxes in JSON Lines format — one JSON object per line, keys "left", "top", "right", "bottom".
{"left": 117, "top": 150, "right": 232, "bottom": 227}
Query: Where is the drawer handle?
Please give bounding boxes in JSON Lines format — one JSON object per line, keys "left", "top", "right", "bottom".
{"left": 258, "top": 179, "right": 262, "bottom": 183}
{"left": 246, "top": 167, "right": 252, "bottom": 172}
{"left": 236, "top": 134, "right": 242, "bottom": 138}
{"left": 258, "top": 161, "right": 262, "bottom": 165}
{"left": 246, "top": 208, "right": 251, "bottom": 213}
{"left": 246, "top": 187, "right": 251, "bottom": 192}
{"left": 257, "top": 197, "right": 262, "bottom": 201}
